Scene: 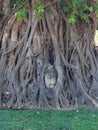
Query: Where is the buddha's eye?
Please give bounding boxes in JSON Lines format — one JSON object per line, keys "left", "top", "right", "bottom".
{"left": 46, "top": 74, "right": 51, "bottom": 79}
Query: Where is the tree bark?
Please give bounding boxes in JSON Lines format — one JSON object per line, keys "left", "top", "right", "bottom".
{"left": 0, "top": 1, "right": 98, "bottom": 109}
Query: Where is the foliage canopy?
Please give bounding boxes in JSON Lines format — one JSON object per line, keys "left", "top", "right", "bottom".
{"left": 13, "top": 0, "right": 98, "bottom": 23}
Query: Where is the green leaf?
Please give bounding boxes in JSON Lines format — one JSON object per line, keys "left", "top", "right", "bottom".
{"left": 15, "top": 10, "right": 27, "bottom": 20}
{"left": 37, "top": 3, "right": 44, "bottom": 13}
{"left": 36, "top": 13, "right": 43, "bottom": 19}
{"left": 68, "top": 14, "right": 77, "bottom": 24}
{"left": 80, "top": 14, "right": 90, "bottom": 23}
{"left": 49, "top": 9, "right": 55, "bottom": 14}
{"left": 89, "top": 7, "right": 93, "bottom": 12}
{"left": 36, "top": 3, "right": 45, "bottom": 19}
{"left": 62, "top": 6, "right": 69, "bottom": 13}
{"left": 96, "top": 13, "right": 98, "bottom": 18}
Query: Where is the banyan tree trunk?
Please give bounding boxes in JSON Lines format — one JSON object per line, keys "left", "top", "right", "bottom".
{"left": 0, "top": 3, "right": 98, "bottom": 109}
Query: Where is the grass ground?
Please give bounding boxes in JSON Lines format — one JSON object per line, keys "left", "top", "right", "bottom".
{"left": 0, "top": 108, "right": 98, "bottom": 130}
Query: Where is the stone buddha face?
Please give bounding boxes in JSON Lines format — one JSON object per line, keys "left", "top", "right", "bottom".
{"left": 44, "top": 66, "right": 57, "bottom": 88}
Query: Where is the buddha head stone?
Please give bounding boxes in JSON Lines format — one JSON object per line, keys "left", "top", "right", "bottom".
{"left": 44, "top": 65, "right": 58, "bottom": 88}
